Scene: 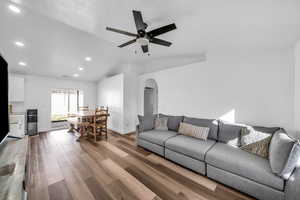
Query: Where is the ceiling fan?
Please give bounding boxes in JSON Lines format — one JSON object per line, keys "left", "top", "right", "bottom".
{"left": 106, "top": 10, "right": 177, "bottom": 54}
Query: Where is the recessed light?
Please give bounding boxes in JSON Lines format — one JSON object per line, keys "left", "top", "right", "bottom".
{"left": 8, "top": 4, "right": 21, "bottom": 13}
{"left": 15, "top": 41, "right": 24, "bottom": 47}
{"left": 73, "top": 73, "right": 79, "bottom": 77}
{"left": 78, "top": 67, "right": 84, "bottom": 71}
{"left": 19, "top": 61, "right": 26, "bottom": 66}
{"left": 85, "top": 57, "right": 92, "bottom": 62}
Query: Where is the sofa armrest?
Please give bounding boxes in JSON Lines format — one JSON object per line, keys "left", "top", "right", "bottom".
{"left": 285, "top": 166, "right": 300, "bottom": 200}
{"left": 136, "top": 124, "right": 142, "bottom": 136}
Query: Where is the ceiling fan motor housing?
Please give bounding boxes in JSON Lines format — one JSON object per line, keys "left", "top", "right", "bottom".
{"left": 138, "top": 30, "right": 146, "bottom": 37}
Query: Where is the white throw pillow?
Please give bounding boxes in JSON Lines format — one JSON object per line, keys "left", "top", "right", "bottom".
{"left": 178, "top": 122, "right": 210, "bottom": 140}
{"left": 154, "top": 117, "right": 168, "bottom": 131}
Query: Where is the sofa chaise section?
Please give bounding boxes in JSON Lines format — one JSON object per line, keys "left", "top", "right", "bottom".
{"left": 205, "top": 121, "right": 285, "bottom": 200}
{"left": 207, "top": 165, "right": 284, "bottom": 200}
{"left": 285, "top": 166, "right": 300, "bottom": 200}
{"left": 206, "top": 143, "right": 285, "bottom": 200}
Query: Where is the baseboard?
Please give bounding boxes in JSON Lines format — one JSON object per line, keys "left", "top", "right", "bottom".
{"left": 108, "top": 129, "right": 136, "bottom": 135}
{"left": 34, "top": 128, "right": 136, "bottom": 136}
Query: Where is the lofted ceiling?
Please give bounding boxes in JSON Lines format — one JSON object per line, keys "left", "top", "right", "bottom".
{"left": 1, "top": 0, "right": 300, "bottom": 81}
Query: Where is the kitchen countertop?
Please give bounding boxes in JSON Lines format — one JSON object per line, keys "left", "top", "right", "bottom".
{"left": 9, "top": 112, "right": 25, "bottom": 116}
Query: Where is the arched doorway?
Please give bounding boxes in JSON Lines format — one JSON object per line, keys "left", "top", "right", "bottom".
{"left": 144, "top": 79, "right": 158, "bottom": 116}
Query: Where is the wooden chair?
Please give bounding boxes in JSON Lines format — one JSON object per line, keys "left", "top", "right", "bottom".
{"left": 77, "top": 106, "right": 90, "bottom": 138}
{"left": 79, "top": 106, "right": 89, "bottom": 111}
{"left": 78, "top": 116, "right": 90, "bottom": 138}
{"left": 96, "top": 106, "right": 108, "bottom": 113}
{"left": 88, "top": 108, "right": 108, "bottom": 142}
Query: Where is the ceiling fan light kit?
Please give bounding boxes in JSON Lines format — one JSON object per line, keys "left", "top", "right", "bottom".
{"left": 106, "top": 10, "right": 177, "bottom": 54}
{"left": 136, "top": 38, "right": 149, "bottom": 46}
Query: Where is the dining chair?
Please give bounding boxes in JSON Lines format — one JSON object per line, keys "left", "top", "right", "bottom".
{"left": 96, "top": 106, "right": 108, "bottom": 113}
{"left": 79, "top": 106, "right": 89, "bottom": 111}
{"left": 76, "top": 106, "right": 92, "bottom": 140}
{"left": 88, "top": 108, "right": 108, "bottom": 142}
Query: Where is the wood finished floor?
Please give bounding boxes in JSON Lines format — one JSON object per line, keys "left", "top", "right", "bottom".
{"left": 27, "top": 129, "right": 256, "bottom": 200}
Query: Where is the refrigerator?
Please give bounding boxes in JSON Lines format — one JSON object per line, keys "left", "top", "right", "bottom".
{"left": 27, "top": 109, "right": 38, "bottom": 136}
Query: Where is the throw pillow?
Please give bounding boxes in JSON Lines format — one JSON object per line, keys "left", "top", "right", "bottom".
{"left": 138, "top": 115, "right": 156, "bottom": 132}
{"left": 154, "top": 117, "right": 168, "bottom": 131}
{"left": 159, "top": 114, "right": 183, "bottom": 132}
{"left": 178, "top": 122, "right": 210, "bottom": 140}
{"left": 183, "top": 117, "right": 218, "bottom": 141}
{"left": 269, "top": 130, "right": 300, "bottom": 180}
{"left": 240, "top": 127, "right": 272, "bottom": 158}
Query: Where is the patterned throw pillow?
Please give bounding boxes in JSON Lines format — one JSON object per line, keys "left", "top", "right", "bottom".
{"left": 154, "top": 117, "right": 168, "bottom": 131}
{"left": 178, "top": 122, "right": 210, "bottom": 140}
{"left": 240, "top": 127, "right": 272, "bottom": 158}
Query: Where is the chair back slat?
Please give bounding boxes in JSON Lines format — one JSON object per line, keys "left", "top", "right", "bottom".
{"left": 95, "top": 107, "right": 108, "bottom": 124}
{"left": 79, "top": 106, "right": 89, "bottom": 111}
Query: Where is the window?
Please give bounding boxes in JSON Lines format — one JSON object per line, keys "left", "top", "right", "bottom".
{"left": 51, "top": 89, "right": 83, "bottom": 121}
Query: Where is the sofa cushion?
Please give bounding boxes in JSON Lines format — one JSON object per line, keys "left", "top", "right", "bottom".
{"left": 183, "top": 117, "right": 218, "bottom": 140}
{"left": 218, "top": 121, "right": 245, "bottom": 146}
{"left": 165, "top": 135, "right": 216, "bottom": 161}
{"left": 159, "top": 114, "right": 183, "bottom": 132}
{"left": 269, "top": 129, "right": 300, "bottom": 180}
{"left": 138, "top": 130, "right": 178, "bottom": 146}
{"left": 138, "top": 115, "right": 156, "bottom": 131}
{"left": 206, "top": 143, "right": 284, "bottom": 191}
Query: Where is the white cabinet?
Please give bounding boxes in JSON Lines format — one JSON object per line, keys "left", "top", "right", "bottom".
{"left": 9, "top": 76, "right": 24, "bottom": 102}
{"left": 9, "top": 114, "right": 25, "bottom": 138}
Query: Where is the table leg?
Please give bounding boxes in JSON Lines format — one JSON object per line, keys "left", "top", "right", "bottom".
{"left": 68, "top": 123, "right": 75, "bottom": 133}
{"left": 76, "top": 126, "right": 84, "bottom": 142}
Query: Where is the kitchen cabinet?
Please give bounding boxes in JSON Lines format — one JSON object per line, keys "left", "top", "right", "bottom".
{"left": 9, "top": 76, "right": 24, "bottom": 102}
{"left": 9, "top": 114, "right": 25, "bottom": 138}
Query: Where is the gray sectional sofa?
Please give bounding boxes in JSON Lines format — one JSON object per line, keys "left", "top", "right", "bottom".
{"left": 137, "top": 114, "right": 300, "bottom": 200}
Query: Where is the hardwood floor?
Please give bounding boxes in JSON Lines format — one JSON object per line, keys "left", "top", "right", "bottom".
{"left": 27, "top": 129, "right": 256, "bottom": 200}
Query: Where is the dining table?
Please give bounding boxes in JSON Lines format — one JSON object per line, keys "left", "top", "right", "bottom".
{"left": 67, "top": 110, "right": 110, "bottom": 141}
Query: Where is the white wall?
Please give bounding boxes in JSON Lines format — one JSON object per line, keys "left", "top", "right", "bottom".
{"left": 123, "top": 70, "right": 138, "bottom": 133}
{"left": 295, "top": 42, "right": 300, "bottom": 131}
{"left": 139, "top": 49, "right": 295, "bottom": 130}
{"left": 97, "top": 71, "right": 138, "bottom": 134}
{"left": 97, "top": 74, "right": 124, "bottom": 133}
{"left": 9, "top": 74, "right": 97, "bottom": 132}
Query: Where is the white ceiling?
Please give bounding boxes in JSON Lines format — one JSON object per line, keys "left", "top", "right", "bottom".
{"left": 1, "top": 0, "right": 300, "bottom": 81}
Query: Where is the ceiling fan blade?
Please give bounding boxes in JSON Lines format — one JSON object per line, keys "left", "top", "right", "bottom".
{"left": 147, "top": 23, "right": 177, "bottom": 37}
{"left": 118, "top": 39, "right": 136, "bottom": 48}
{"left": 150, "top": 38, "right": 172, "bottom": 47}
{"left": 133, "top": 10, "right": 146, "bottom": 31}
{"left": 106, "top": 27, "right": 137, "bottom": 37}
{"left": 141, "top": 45, "right": 149, "bottom": 53}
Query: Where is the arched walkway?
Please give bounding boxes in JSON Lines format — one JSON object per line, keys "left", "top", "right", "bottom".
{"left": 144, "top": 79, "right": 158, "bottom": 116}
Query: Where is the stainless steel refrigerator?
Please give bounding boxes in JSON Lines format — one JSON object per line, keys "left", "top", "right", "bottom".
{"left": 27, "top": 109, "right": 38, "bottom": 136}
